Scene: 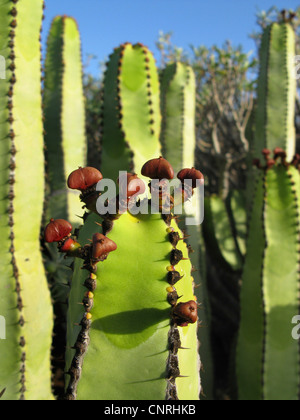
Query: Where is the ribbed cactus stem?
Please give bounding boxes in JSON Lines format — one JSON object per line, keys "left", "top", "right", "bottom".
{"left": 236, "top": 18, "right": 300, "bottom": 400}
{"left": 160, "top": 62, "right": 196, "bottom": 174}
{"left": 253, "top": 22, "right": 296, "bottom": 162}
{"left": 0, "top": 0, "right": 53, "bottom": 400}
{"left": 237, "top": 158, "right": 300, "bottom": 400}
{"left": 44, "top": 15, "right": 86, "bottom": 224}
{"left": 159, "top": 62, "right": 213, "bottom": 398}
{"left": 65, "top": 212, "right": 200, "bottom": 400}
{"left": 60, "top": 161, "right": 201, "bottom": 400}
{"left": 236, "top": 21, "right": 299, "bottom": 400}
{"left": 100, "top": 43, "right": 161, "bottom": 181}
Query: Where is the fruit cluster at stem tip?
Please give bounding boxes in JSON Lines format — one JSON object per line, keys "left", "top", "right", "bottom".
{"left": 44, "top": 157, "right": 203, "bottom": 329}
{"left": 253, "top": 148, "right": 300, "bottom": 171}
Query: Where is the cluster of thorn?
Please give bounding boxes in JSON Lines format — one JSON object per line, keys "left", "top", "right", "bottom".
{"left": 280, "top": 9, "right": 297, "bottom": 23}
{"left": 163, "top": 221, "right": 197, "bottom": 400}
{"left": 6, "top": 0, "right": 26, "bottom": 401}
{"left": 253, "top": 148, "right": 300, "bottom": 171}
{"left": 65, "top": 284, "right": 93, "bottom": 400}
{"left": 64, "top": 234, "right": 116, "bottom": 399}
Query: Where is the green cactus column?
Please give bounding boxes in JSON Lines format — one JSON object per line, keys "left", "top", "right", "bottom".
{"left": 55, "top": 162, "right": 201, "bottom": 400}
{"left": 65, "top": 212, "right": 200, "bottom": 400}
{"left": 236, "top": 162, "right": 300, "bottom": 400}
{"left": 100, "top": 43, "right": 161, "bottom": 181}
{"left": 253, "top": 22, "right": 296, "bottom": 163}
{"left": 159, "top": 62, "right": 213, "bottom": 399}
{"left": 236, "top": 21, "right": 299, "bottom": 401}
{"left": 44, "top": 15, "right": 86, "bottom": 224}
{"left": 0, "top": 0, "right": 53, "bottom": 400}
{"left": 160, "top": 62, "right": 196, "bottom": 174}
{"left": 43, "top": 15, "right": 87, "bottom": 398}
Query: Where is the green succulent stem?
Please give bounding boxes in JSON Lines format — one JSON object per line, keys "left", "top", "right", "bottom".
{"left": 159, "top": 62, "right": 212, "bottom": 399}
{"left": 160, "top": 62, "right": 196, "bottom": 174}
{"left": 44, "top": 15, "right": 86, "bottom": 224}
{"left": 100, "top": 43, "right": 162, "bottom": 182}
{"left": 236, "top": 21, "right": 299, "bottom": 400}
{"left": 65, "top": 210, "right": 200, "bottom": 400}
{"left": 0, "top": 0, "right": 53, "bottom": 400}
{"left": 253, "top": 22, "right": 296, "bottom": 162}
{"left": 236, "top": 164, "right": 300, "bottom": 400}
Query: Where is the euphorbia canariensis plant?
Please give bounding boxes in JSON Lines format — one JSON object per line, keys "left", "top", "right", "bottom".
{"left": 44, "top": 15, "right": 86, "bottom": 225}
{"left": 100, "top": 42, "right": 161, "bottom": 182}
{"left": 50, "top": 160, "right": 201, "bottom": 400}
{"left": 159, "top": 61, "right": 212, "bottom": 398}
{"left": 0, "top": 0, "right": 53, "bottom": 401}
{"left": 236, "top": 19, "right": 300, "bottom": 401}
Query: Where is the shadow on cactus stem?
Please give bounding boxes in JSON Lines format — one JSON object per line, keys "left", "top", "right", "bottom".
{"left": 92, "top": 308, "right": 171, "bottom": 335}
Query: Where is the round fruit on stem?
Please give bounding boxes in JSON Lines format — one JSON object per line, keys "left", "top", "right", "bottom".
{"left": 60, "top": 237, "right": 82, "bottom": 253}
{"left": 172, "top": 300, "right": 198, "bottom": 327}
{"left": 141, "top": 157, "right": 174, "bottom": 180}
{"left": 67, "top": 167, "right": 103, "bottom": 192}
{"left": 44, "top": 218, "right": 73, "bottom": 243}
{"left": 92, "top": 233, "right": 117, "bottom": 263}
{"left": 177, "top": 167, "right": 204, "bottom": 189}
{"left": 67, "top": 167, "right": 104, "bottom": 213}
{"left": 44, "top": 219, "right": 82, "bottom": 257}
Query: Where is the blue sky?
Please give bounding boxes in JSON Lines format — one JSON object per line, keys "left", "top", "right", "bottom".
{"left": 42, "top": 0, "right": 300, "bottom": 77}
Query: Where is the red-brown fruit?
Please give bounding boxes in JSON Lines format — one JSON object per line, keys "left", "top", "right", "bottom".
{"left": 172, "top": 300, "right": 198, "bottom": 326}
{"left": 262, "top": 148, "right": 271, "bottom": 158}
{"left": 60, "top": 237, "right": 80, "bottom": 253}
{"left": 92, "top": 233, "right": 117, "bottom": 262}
{"left": 67, "top": 167, "right": 103, "bottom": 191}
{"left": 273, "top": 147, "right": 286, "bottom": 159}
{"left": 117, "top": 173, "right": 146, "bottom": 198}
{"left": 266, "top": 159, "right": 276, "bottom": 169}
{"left": 177, "top": 168, "right": 204, "bottom": 189}
{"left": 141, "top": 157, "right": 174, "bottom": 180}
{"left": 44, "top": 219, "right": 73, "bottom": 243}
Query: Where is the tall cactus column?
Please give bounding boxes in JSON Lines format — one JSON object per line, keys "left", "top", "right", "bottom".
{"left": 236, "top": 20, "right": 300, "bottom": 400}
{"left": 159, "top": 62, "right": 213, "bottom": 399}
{"left": 44, "top": 15, "right": 86, "bottom": 224}
{"left": 100, "top": 43, "right": 161, "bottom": 181}
{"left": 237, "top": 158, "right": 300, "bottom": 400}
{"left": 43, "top": 15, "right": 87, "bottom": 398}
{"left": 0, "top": 0, "right": 53, "bottom": 400}
{"left": 160, "top": 62, "right": 196, "bottom": 174}
{"left": 253, "top": 22, "right": 296, "bottom": 162}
